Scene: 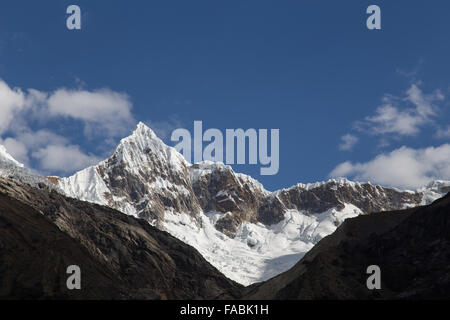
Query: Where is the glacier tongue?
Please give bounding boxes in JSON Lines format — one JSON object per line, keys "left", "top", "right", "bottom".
{"left": 162, "top": 204, "right": 363, "bottom": 285}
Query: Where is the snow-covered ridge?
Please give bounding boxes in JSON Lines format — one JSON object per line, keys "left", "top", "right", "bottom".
{"left": 418, "top": 180, "right": 450, "bottom": 205}
{"left": 0, "top": 145, "right": 57, "bottom": 190}
{"left": 58, "top": 165, "right": 111, "bottom": 208}
{"left": 279, "top": 176, "right": 450, "bottom": 195}
{"left": 0, "top": 145, "right": 24, "bottom": 168}
{"left": 280, "top": 177, "right": 381, "bottom": 193}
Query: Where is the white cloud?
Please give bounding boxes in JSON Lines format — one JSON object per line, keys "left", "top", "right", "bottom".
{"left": 339, "top": 134, "right": 359, "bottom": 151}
{"left": 356, "top": 84, "right": 444, "bottom": 137}
{"left": 330, "top": 144, "right": 450, "bottom": 189}
{"left": 32, "top": 144, "right": 101, "bottom": 173}
{"left": 47, "top": 88, "right": 135, "bottom": 137}
{"left": 14, "top": 129, "right": 69, "bottom": 150}
{"left": 0, "top": 80, "right": 26, "bottom": 134}
{"left": 144, "top": 117, "right": 184, "bottom": 141}
{"left": 0, "top": 129, "right": 97, "bottom": 174}
{"left": 1, "top": 129, "right": 70, "bottom": 164}
{"left": 0, "top": 137, "right": 28, "bottom": 164}
{"left": 436, "top": 126, "right": 450, "bottom": 139}
{"left": 0, "top": 78, "right": 137, "bottom": 175}
{"left": 0, "top": 79, "right": 135, "bottom": 139}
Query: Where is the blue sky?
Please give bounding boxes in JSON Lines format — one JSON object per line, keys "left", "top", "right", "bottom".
{"left": 0, "top": 0, "right": 449, "bottom": 190}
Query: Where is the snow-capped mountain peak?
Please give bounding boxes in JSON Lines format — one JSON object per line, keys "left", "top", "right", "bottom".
{"left": 59, "top": 122, "right": 201, "bottom": 221}
{"left": 112, "top": 121, "right": 188, "bottom": 176}
{"left": 121, "top": 121, "right": 163, "bottom": 151}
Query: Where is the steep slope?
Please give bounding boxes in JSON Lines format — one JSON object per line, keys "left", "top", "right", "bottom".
{"left": 0, "top": 178, "right": 242, "bottom": 299}
{"left": 55, "top": 123, "right": 449, "bottom": 285}
{"left": 0, "top": 192, "right": 127, "bottom": 299}
{"left": 59, "top": 122, "right": 202, "bottom": 223}
{"left": 162, "top": 178, "right": 448, "bottom": 285}
{"left": 245, "top": 193, "right": 450, "bottom": 299}
{"left": 0, "top": 145, "right": 24, "bottom": 167}
{"left": 0, "top": 145, "right": 55, "bottom": 189}
{"left": 189, "top": 161, "right": 275, "bottom": 236}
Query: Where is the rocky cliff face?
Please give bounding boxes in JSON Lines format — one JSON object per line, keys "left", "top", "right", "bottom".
{"left": 189, "top": 161, "right": 272, "bottom": 236}
{"left": 0, "top": 177, "right": 242, "bottom": 299}
{"left": 276, "top": 179, "right": 423, "bottom": 215}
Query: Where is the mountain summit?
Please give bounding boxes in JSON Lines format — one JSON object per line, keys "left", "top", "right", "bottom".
{"left": 59, "top": 122, "right": 202, "bottom": 224}
{"left": 55, "top": 122, "right": 449, "bottom": 285}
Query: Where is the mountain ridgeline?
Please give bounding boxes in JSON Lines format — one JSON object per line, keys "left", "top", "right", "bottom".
{"left": 1, "top": 122, "right": 449, "bottom": 294}
{"left": 51, "top": 123, "right": 449, "bottom": 285}
{"left": 57, "top": 123, "right": 446, "bottom": 237}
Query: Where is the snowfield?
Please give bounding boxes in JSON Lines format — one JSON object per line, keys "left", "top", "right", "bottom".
{"left": 162, "top": 204, "right": 362, "bottom": 285}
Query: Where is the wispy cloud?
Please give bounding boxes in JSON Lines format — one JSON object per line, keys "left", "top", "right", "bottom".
{"left": 330, "top": 144, "right": 450, "bottom": 189}
{"left": 355, "top": 84, "right": 444, "bottom": 137}
{"left": 0, "top": 78, "right": 136, "bottom": 175}
{"left": 32, "top": 144, "right": 101, "bottom": 174}
{"left": 47, "top": 88, "right": 135, "bottom": 137}
{"left": 0, "top": 129, "right": 68, "bottom": 165}
{"left": 395, "top": 59, "right": 424, "bottom": 81}
{"left": 332, "top": 81, "right": 450, "bottom": 189}
{"left": 436, "top": 126, "right": 450, "bottom": 139}
{"left": 0, "top": 80, "right": 26, "bottom": 134}
{"left": 144, "top": 117, "right": 184, "bottom": 142}
{"left": 339, "top": 134, "right": 359, "bottom": 151}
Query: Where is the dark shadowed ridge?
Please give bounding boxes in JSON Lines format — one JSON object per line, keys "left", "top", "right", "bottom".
{"left": 245, "top": 193, "right": 450, "bottom": 299}
{"left": 0, "top": 178, "right": 242, "bottom": 300}
{"left": 2, "top": 173, "right": 450, "bottom": 300}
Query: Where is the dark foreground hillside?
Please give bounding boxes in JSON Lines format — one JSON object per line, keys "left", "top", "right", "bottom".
{"left": 245, "top": 193, "right": 450, "bottom": 299}
{"left": 0, "top": 178, "right": 242, "bottom": 299}
{"left": 2, "top": 176, "right": 450, "bottom": 300}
